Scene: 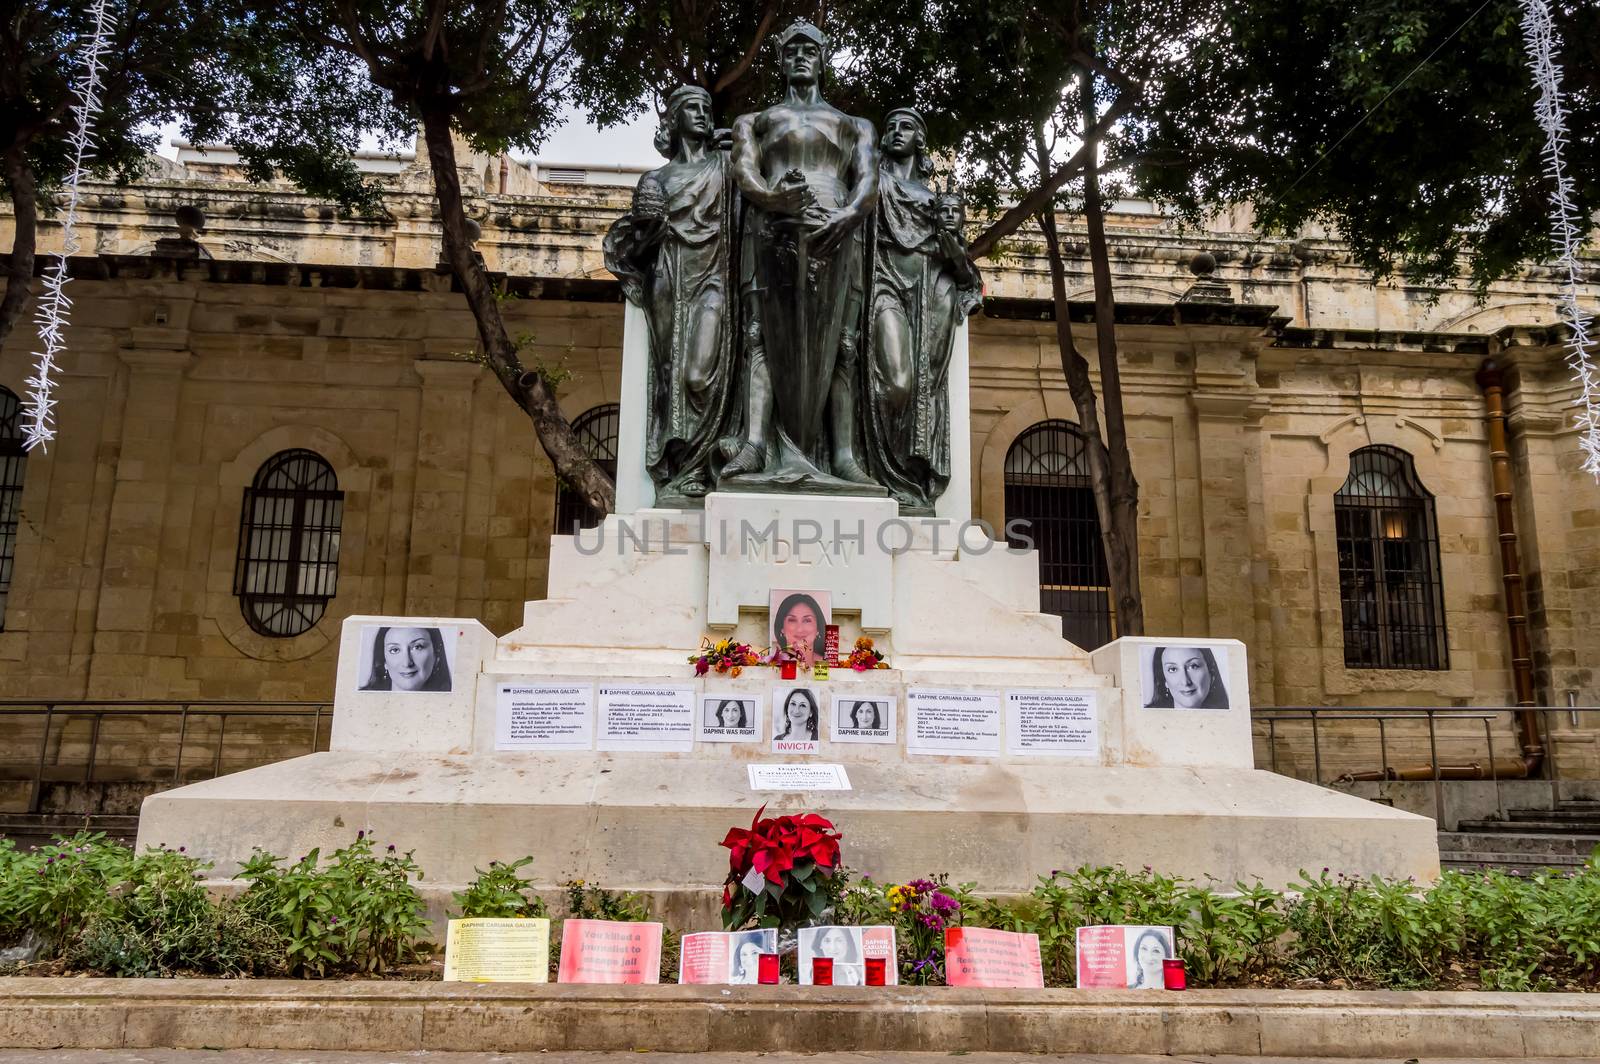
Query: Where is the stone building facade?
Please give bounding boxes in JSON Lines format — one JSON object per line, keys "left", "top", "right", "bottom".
{"left": 2, "top": 142, "right": 1598, "bottom": 782}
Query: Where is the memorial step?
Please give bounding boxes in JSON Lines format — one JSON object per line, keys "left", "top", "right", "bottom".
{"left": 1454, "top": 816, "right": 1600, "bottom": 835}
{"left": 0, "top": 812, "right": 140, "bottom": 849}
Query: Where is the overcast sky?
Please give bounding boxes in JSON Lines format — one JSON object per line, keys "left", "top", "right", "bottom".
{"left": 155, "top": 105, "right": 661, "bottom": 167}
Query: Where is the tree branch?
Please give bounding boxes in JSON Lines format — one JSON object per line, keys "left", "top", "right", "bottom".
{"left": 712, "top": 0, "right": 777, "bottom": 93}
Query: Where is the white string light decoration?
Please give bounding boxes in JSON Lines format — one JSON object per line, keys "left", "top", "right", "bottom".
{"left": 22, "top": 0, "right": 116, "bottom": 452}
{"left": 1519, "top": 0, "right": 1600, "bottom": 478}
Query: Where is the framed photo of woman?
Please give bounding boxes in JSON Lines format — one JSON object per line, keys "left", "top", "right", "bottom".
{"left": 768, "top": 589, "right": 831, "bottom": 669}
{"left": 698, "top": 695, "right": 760, "bottom": 742}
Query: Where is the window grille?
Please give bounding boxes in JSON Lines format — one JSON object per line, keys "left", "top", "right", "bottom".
{"left": 1003, "top": 419, "right": 1115, "bottom": 650}
{"left": 1335, "top": 445, "right": 1448, "bottom": 670}
{"left": 234, "top": 449, "right": 344, "bottom": 637}
{"left": 553, "top": 404, "right": 620, "bottom": 533}
{"left": 0, "top": 388, "right": 25, "bottom": 630}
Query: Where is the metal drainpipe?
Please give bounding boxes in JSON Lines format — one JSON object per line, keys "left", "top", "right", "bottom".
{"left": 1475, "top": 359, "right": 1545, "bottom": 776}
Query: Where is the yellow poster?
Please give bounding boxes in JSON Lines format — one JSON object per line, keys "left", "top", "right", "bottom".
{"left": 443, "top": 917, "right": 551, "bottom": 982}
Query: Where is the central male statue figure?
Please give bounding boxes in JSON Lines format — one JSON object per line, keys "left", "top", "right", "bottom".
{"left": 719, "top": 20, "right": 884, "bottom": 495}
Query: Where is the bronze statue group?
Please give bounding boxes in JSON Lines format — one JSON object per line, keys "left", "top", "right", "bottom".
{"left": 604, "top": 20, "right": 982, "bottom": 515}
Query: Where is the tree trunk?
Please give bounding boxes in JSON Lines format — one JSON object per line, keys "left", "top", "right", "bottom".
{"left": 0, "top": 147, "right": 38, "bottom": 350}
{"left": 417, "top": 106, "right": 615, "bottom": 516}
{"left": 1078, "top": 79, "right": 1144, "bottom": 637}
{"left": 1037, "top": 208, "right": 1129, "bottom": 646}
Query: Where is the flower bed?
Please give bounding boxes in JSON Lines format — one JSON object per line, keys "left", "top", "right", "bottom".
{"left": 0, "top": 832, "right": 1595, "bottom": 991}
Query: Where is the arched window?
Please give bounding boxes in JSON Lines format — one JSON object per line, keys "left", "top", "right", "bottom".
{"left": 0, "top": 388, "right": 25, "bottom": 630}
{"left": 553, "top": 403, "right": 619, "bottom": 533}
{"left": 1004, "top": 420, "right": 1114, "bottom": 649}
{"left": 1335, "top": 445, "right": 1448, "bottom": 669}
{"left": 233, "top": 449, "right": 344, "bottom": 637}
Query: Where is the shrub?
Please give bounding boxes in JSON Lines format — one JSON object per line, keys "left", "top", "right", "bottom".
{"left": 0, "top": 833, "right": 143, "bottom": 951}
{"left": 834, "top": 873, "right": 974, "bottom": 984}
{"left": 64, "top": 848, "right": 282, "bottom": 978}
{"left": 452, "top": 857, "right": 547, "bottom": 919}
{"left": 236, "top": 832, "right": 430, "bottom": 977}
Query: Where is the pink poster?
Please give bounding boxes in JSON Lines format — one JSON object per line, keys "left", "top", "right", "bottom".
{"left": 944, "top": 927, "right": 1044, "bottom": 988}
{"left": 797, "top": 924, "right": 897, "bottom": 985}
{"left": 1074, "top": 924, "right": 1174, "bottom": 989}
{"left": 556, "top": 919, "right": 663, "bottom": 984}
{"left": 677, "top": 929, "right": 776, "bottom": 985}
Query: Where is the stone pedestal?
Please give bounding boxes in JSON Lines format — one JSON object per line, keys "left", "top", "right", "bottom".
{"left": 138, "top": 490, "right": 1440, "bottom": 902}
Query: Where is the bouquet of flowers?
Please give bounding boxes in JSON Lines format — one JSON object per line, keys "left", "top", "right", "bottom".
{"left": 719, "top": 806, "right": 843, "bottom": 930}
{"left": 690, "top": 636, "right": 761, "bottom": 677}
{"left": 886, "top": 877, "right": 964, "bottom": 984}
{"left": 845, "top": 636, "right": 888, "bottom": 671}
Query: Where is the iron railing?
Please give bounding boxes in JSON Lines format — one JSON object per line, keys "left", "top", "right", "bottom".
{"left": 0, "top": 701, "right": 331, "bottom": 814}
{"left": 1254, "top": 705, "right": 1600, "bottom": 823}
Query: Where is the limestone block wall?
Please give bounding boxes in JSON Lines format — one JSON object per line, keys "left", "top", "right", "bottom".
{"left": 0, "top": 272, "right": 621, "bottom": 703}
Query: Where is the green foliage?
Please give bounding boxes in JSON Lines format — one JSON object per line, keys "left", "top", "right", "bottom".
{"left": 235, "top": 833, "right": 430, "bottom": 977}
{"left": 1128, "top": 0, "right": 1600, "bottom": 289}
{"left": 0, "top": 833, "right": 141, "bottom": 948}
{"left": 452, "top": 857, "right": 547, "bottom": 920}
{"left": 562, "top": 879, "right": 652, "bottom": 923}
{"left": 834, "top": 873, "right": 975, "bottom": 984}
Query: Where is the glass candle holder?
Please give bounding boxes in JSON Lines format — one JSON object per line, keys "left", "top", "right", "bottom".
{"left": 758, "top": 953, "right": 780, "bottom": 985}
{"left": 864, "top": 957, "right": 887, "bottom": 986}
{"left": 1162, "top": 958, "right": 1187, "bottom": 990}
{"left": 780, "top": 661, "right": 798, "bottom": 680}
{"left": 812, "top": 957, "right": 833, "bottom": 986}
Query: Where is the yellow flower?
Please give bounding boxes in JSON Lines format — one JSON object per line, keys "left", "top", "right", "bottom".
{"left": 730, "top": 665, "right": 743, "bottom": 677}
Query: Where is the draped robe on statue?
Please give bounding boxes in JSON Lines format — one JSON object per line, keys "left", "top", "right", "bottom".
{"left": 862, "top": 170, "right": 982, "bottom": 512}
{"left": 603, "top": 153, "right": 736, "bottom": 503}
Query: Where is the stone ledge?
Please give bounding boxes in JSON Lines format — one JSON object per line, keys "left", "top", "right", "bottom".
{"left": 0, "top": 980, "right": 1595, "bottom": 1057}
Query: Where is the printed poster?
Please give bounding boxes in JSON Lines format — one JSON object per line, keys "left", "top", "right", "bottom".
{"left": 1004, "top": 688, "right": 1099, "bottom": 757}
{"left": 1074, "top": 924, "right": 1175, "bottom": 989}
{"left": 771, "top": 685, "right": 822, "bottom": 753}
{"left": 905, "top": 688, "right": 1002, "bottom": 756}
{"left": 830, "top": 694, "right": 895, "bottom": 744}
{"left": 1139, "top": 644, "right": 1233, "bottom": 710}
{"left": 699, "top": 694, "right": 761, "bottom": 742}
{"left": 495, "top": 683, "right": 594, "bottom": 750}
{"left": 678, "top": 928, "right": 777, "bottom": 985}
{"left": 556, "top": 918, "right": 664, "bottom": 984}
{"left": 944, "top": 926, "right": 1044, "bottom": 988}
{"left": 443, "top": 917, "right": 551, "bottom": 982}
{"left": 797, "top": 924, "right": 898, "bottom": 986}
{"left": 596, "top": 684, "right": 696, "bottom": 752}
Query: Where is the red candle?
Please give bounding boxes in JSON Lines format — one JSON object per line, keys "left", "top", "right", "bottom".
{"left": 780, "top": 661, "right": 798, "bottom": 680}
{"left": 1163, "top": 958, "right": 1187, "bottom": 990}
{"left": 864, "top": 957, "right": 887, "bottom": 986}
{"left": 758, "top": 953, "right": 780, "bottom": 985}
{"left": 812, "top": 957, "right": 833, "bottom": 986}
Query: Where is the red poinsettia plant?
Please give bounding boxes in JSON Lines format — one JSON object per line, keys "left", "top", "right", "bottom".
{"left": 719, "top": 806, "right": 844, "bottom": 930}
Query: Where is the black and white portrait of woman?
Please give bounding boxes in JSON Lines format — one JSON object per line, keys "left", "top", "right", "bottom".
{"left": 727, "top": 929, "right": 773, "bottom": 985}
{"left": 772, "top": 687, "right": 820, "bottom": 748}
{"left": 1140, "top": 645, "right": 1230, "bottom": 710}
{"left": 359, "top": 625, "right": 455, "bottom": 693}
{"left": 1125, "top": 926, "right": 1173, "bottom": 989}
{"left": 699, "top": 696, "right": 758, "bottom": 741}
{"left": 830, "top": 695, "right": 895, "bottom": 743}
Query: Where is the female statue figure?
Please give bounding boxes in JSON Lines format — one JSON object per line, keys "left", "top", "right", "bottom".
{"left": 603, "top": 85, "right": 736, "bottom": 504}
{"left": 862, "top": 108, "right": 983, "bottom": 513}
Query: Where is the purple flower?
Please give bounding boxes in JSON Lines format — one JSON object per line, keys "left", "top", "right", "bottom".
{"left": 930, "top": 892, "right": 960, "bottom": 913}
{"left": 908, "top": 878, "right": 936, "bottom": 895}
{"left": 387, "top": 844, "right": 396, "bottom": 853}
{"left": 357, "top": 830, "right": 365, "bottom": 840}
{"left": 178, "top": 846, "right": 186, "bottom": 853}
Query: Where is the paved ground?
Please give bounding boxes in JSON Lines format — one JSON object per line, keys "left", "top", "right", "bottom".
{"left": 0, "top": 1054, "right": 1574, "bottom": 1064}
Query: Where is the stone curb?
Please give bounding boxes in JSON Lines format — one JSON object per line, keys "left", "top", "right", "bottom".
{"left": 0, "top": 979, "right": 1596, "bottom": 1057}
